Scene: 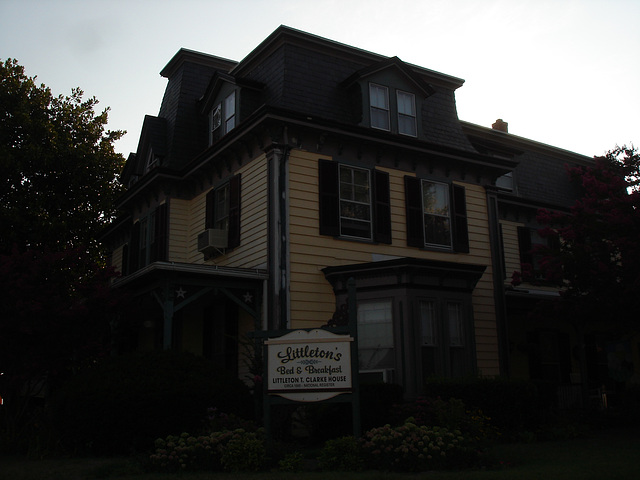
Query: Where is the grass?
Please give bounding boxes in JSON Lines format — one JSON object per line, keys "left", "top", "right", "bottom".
{"left": 2, "top": 428, "right": 639, "bottom": 480}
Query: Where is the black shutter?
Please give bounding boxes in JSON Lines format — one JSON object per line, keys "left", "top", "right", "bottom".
{"left": 373, "top": 169, "right": 392, "bottom": 244}
{"left": 451, "top": 184, "right": 469, "bottom": 253}
{"left": 205, "top": 189, "right": 215, "bottom": 229}
{"left": 517, "top": 226, "right": 533, "bottom": 266}
{"left": 318, "top": 159, "right": 340, "bottom": 236}
{"left": 129, "top": 221, "right": 141, "bottom": 273}
{"left": 404, "top": 176, "right": 424, "bottom": 247}
{"left": 227, "top": 174, "right": 241, "bottom": 249}
{"left": 151, "top": 203, "right": 168, "bottom": 262}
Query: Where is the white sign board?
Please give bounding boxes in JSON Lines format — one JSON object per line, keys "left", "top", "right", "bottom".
{"left": 265, "top": 329, "right": 353, "bottom": 402}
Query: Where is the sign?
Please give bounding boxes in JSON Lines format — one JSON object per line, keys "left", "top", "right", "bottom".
{"left": 265, "top": 329, "right": 353, "bottom": 402}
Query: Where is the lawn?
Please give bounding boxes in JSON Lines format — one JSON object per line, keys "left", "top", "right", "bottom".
{"left": 2, "top": 428, "right": 639, "bottom": 480}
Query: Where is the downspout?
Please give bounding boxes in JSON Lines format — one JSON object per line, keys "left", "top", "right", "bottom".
{"left": 266, "top": 132, "right": 291, "bottom": 330}
{"left": 486, "top": 186, "right": 510, "bottom": 377}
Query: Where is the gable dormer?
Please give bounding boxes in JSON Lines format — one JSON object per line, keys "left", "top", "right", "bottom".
{"left": 343, "top": 57, "right": 436, "bottom": 138}
{"left": 200, "top": 72, "right": 264, "bottom": 147}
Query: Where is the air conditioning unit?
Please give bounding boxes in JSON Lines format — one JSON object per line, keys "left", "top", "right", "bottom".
{"left": 197, "top": 228, "right": 228, "bottom": 253}
{"left": 360, "top": 369, "right": 395, "bottom": 384}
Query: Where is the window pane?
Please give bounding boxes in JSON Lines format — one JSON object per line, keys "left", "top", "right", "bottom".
{"left": 420, "top": 301, "right": 436, "bottom": 346}
{"left": 424, "top": 215, "right": 451, "bottom": 246}
{"left": 397, "top": 91, "right": 415, "bottom": 115}
{"left": 225, "top": 92, "right": 235, "bottom": 119}
{"left": 422, "top": 182, "right": 449, "bottom": 215}
{"left": 370, "top": 84, "right": 389, "bottom": 109}
{"left": 358, "top": 301, "right": 394, "bottom": 370}
{"left": 398, "top": 115, "right": 417, "bottom": 136}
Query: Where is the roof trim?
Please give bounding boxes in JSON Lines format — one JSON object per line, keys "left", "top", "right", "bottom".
{"left": 231, "top": 25, "right": 465, "bottom": 89}
{"left": 160, "top": 48, "right": 237, "bottom": 79}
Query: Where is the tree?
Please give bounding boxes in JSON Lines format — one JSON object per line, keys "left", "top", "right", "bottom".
{"left": 515, "top": 145, "right": 640, "bottom": 401}
{"left": 0, "top": 59, "right": 127, "bottom": 451}
{"left": 0, "top": 58, "right": 126, "bottom": 254}
{"left": 0, "top": 247, "right": 123, "bottom": 451}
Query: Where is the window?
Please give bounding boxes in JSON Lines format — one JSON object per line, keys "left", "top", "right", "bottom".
{"left": 214, "top": 183, "right": 230, "bottom": 231}
{"left": 128, "top": 203, "right": 168, "bottom": 272}
{"left": 209, "top": 104, "right": 221, "bottom": 145}
{"left": 369, "top": 83, "right": 390, "bottom": 131}
{"left": 517, "top": 226, "right": 559, "bottom": 277}
{"left": 422, "top": 180, "right": 451, "bottom": 248}
{"left": 358, "top": 300, "right": 394, "bottom": 372}
{"left": 145, "top": 149, "right": 159, "bottom": 173}
{"left": 397, "top": 90, "right": 416, "bottom": 136}
{"left": 339, "top": 165, "right": 372, "bottom": 239}
{"left": 205, "top": 174, "right": 242, "bottom": 250}
{"left": 496, "top": 171, "right": 514, "bottom": 191}
{"left": 224, "top": 91, "right": 236, "bottom": 133}
{"left": 405, "top": 176, "right": 469, "bottom": 252}
{"left": 319, "top": 159, "right": 391, "bottom": 243}
{"left": 420, "top": 299, "right": 469, "bottom": 378}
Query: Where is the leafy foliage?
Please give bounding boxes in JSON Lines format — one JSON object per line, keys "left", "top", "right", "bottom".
{"left": 516, "top": 145, "right": 640, "bottom": 329}
{"left": 50, "top": 350, "right": 253, "bottom": 454}
{"left": 0, "top": 247, "right": 121, "bottom": 452}
{"left": 0, "top": 58, "right": 125, "bottom": 254}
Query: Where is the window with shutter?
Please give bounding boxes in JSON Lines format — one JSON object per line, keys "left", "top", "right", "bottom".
{"left": 404, "top": 176, "right": 469, "bottom": 252}
{"left": 318, "top": 159, "right": 391, "bottom": 243}
{"left": 205, "top": 174, "right": 241, "bottom": 251}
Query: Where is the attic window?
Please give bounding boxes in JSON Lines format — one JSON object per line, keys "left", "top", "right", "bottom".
{"left": 224, "top": 91, "right": 236, "bottom": 133}
{"left": 209, "top": 103, "right": 222, "bottom": 144}
{"left": 145, "top": 150, "right": 159, "bottom": 173}
{"left": 369, "top": 83, "right": 390, "bottom": 131}
{"left": 397, "top": 90, "right": 416, "bottom": 137}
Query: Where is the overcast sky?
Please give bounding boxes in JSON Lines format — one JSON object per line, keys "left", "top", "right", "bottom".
{"left": 2, "top": 0, "right": 638, "bottom": 158}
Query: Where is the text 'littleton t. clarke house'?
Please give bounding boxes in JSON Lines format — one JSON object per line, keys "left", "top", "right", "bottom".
{"left": 101, "top": 25, "right": 636, "bottom": 405}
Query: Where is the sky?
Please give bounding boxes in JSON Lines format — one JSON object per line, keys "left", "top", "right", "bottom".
{"left": 1, "top": 0, "right": 638, "bottom": 159}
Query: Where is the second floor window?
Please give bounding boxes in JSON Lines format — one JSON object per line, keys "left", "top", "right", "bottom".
{"left": 214, "top": 183, "right": 230, "bottom": 231}
{"left": 370, "top": 83, "right": 390, "bottom": 131}
{"left": 422, "top": 180, "right": 452, "bottom": 248}
{"left": 340, "top": 165, "right": 372, "bottom": 239}
{"left": 205, "top": 174, "right": 242, "bottom": 250}
{"left": 405, "top": 176, "right": 469, "bottom": 252}
{"left": 319, "top": 159, "right": 392, "bottom": 244}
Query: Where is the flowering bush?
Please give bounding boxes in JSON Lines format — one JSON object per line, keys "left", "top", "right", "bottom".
{"left": 149, "top": 428, "right": 265, "bottom": 472}
{"left": 360, "top": 420, "right": 474, "bottom": 472}
{"left": 318, "top": 436, "right": 363, "bottom": 471}
{"left": 391, "top": 396, "right": 499, "bottom": 442}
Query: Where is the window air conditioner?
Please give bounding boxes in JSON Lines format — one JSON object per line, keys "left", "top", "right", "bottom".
{"left": 197, "top": 228, "right": 228, "bottom": 253}
{"left": 360, "top": 369, "right": 395, "bottom": 384}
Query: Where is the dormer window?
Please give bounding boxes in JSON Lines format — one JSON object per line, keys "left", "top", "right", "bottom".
{"left": 369, "top": 83, "right": 390, "bottom": 131}
{"left": 224, "top": 91, "right": 236, "bottom": 133}
{"left": 145, "top": 150, "right": 159, "bottom": 173}
{"left": 397, "top": 90, "right": 416, "bottom": 137}
{"left": 209, "top": 104, "right": 221, "bottom": 144}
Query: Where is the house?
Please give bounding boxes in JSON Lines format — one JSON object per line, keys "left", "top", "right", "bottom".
{"left": 102, "top": 26, "right": 630, "bottom": 402}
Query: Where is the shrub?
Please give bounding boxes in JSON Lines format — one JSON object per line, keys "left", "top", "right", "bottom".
{"left": 150, "top": 428, "right": 266, "bottom": 472}
{"left": 50, "top": 350, "right": 253, "bottom": 454}
{"left": 318, "top": 436, "right": 363, "bottom": 471}
{"left": 360, "top": 420, "right": 475, "bottom": 472}
{"left": 391, "top": 397, "right": 499, "bottom": 442}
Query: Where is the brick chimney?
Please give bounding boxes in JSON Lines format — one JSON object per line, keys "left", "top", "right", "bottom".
{"left": 492, "top": 119, "right": 508, "bottom": 133}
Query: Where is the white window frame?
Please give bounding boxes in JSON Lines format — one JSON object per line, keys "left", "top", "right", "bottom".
{"left": 421, "top": 179, "right": 452, "bottom": 248}
{"left": 224, "top": 91, "right": 236, "bottom": 133}
{"left": 369, "top": 83, "right": 390, "bottom": 131}
{"left": 397, "top": 90, "right": 417, "bottom": 137}
{"left": 339, "top": 164, "right": 372, "bottom": 240}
